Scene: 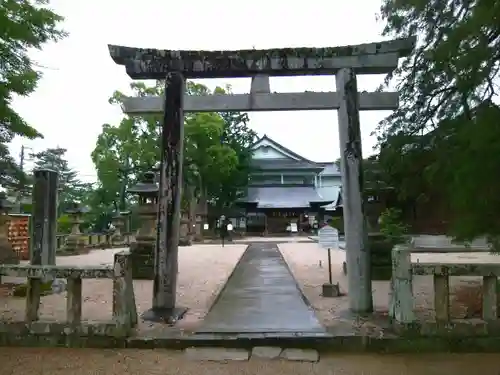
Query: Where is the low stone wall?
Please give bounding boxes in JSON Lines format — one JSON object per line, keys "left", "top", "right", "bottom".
{"left": 0, "top": 250, "right": 137, "bottom": 337}
{"left": 390, "top": 242, "right": 500, "bottom": 336}
{"left": 54, "top": 233, "right": 135, "bottom": 252}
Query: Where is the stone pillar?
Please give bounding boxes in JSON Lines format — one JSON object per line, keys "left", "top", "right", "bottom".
{"left": 179, "top": 213, "right": 191, "bottom": 246}
{"left": 131, "top": 203, "right": 156, "bottom": 279}
{"left": 336, "top": 68, "right": 373, "bottom": 313}
{"left": 31, "top": 169, "right": 58, "bottom": 266}
{"left": 144, "top": 71, "right": 186, "bottom": 322}
{"left": 187, "top": 185, "right": 196, "bottom": 242}
{"left": 64, "top": 204, "right": 85, "bottom": 252}
{"left": 111, "top": 213, "right": 124, "bottom": 245}
{"left": 128, "top": 172, "right": 158, "bottom": 279}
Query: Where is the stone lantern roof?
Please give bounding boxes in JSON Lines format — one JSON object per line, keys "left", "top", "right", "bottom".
{"left": 128, "top": 171, "right": 159, "bottom": 197}
{"left": 65, "top": 202, "right": 89, "bottom": 214}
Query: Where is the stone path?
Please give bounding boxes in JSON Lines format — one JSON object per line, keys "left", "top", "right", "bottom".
{"left": 196, "top": 243, "right": 325, "bottom": 333}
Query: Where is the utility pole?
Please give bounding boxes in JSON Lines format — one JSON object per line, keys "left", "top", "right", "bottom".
{"left": 15, "top": 145, "right": 34, "bottom": 213}
{"left": 15, "top": 145, "right": 26, "bottom": 213}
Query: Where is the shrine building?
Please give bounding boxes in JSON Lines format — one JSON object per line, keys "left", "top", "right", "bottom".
{"left": 237, "top": 135, "right": 342, "bottom": 234}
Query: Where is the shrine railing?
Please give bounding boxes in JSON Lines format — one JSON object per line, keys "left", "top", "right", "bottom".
{"left": 0, "top": 250, "right": 137, "bottom": 337}
{"left": 390, "top": 240, "right": 500, "bottom": 335}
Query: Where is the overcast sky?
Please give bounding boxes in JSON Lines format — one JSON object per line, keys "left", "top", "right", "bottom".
{"left": 10, "top": 0, "right": 393, "bottom": 182}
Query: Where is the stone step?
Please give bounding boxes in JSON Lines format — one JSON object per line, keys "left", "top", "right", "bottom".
{"left": 184, "top": 347, "right": 319, "bottom": 362}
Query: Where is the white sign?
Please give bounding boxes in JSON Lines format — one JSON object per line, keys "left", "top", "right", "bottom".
{"left": 203, "top": 223, "right": 209, "bottom": 230}
{"left": 318, "top": 225, "right": 339, "bottom": 249}
{"left": 227, "top": 223, "right": 233, "bottom": 231}
{"left": 290, "top": 223, "right": 298, "bottom": 233}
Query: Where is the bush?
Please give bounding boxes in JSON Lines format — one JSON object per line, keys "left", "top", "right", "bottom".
{"left": 379, "top": 208, "right": 409, "bottom": 245}
{"left": 342, "top": 234, "right": 394, "bottom": 280}
{"left": 369, "top": 234, "right": 393, "bottom": 280}
{"left": 57, "top": 214, "right": 73, "bottom": 234}
{"left": 328, "top": 217, "right": 344, "bottom": 233}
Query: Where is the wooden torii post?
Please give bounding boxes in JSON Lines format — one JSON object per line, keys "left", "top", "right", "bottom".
{"left": 108, "top": 37, "right": 415, "bottom": 319}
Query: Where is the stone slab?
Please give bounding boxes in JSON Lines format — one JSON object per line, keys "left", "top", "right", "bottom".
{"left": 251, "top": 346, "right": 283, "bottom": 359}
{"left": 196, "top": 243, "right": 325, "bottom": 333}
{"left": 322, "top": 283, "right": 340, "bottom": 297}
{"left": 280, "top": 348, "right": 319, "bottom": 362}
{"left": 184, "top": 347, "right": 249, "bottom": 361}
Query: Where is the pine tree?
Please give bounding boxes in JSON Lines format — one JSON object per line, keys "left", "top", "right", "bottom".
{"left": 0, "top": 0, "right": 67, "bottom": 188}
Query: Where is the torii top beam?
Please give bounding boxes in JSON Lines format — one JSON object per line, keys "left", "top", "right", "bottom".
{"left": 108, "top": 37, "right": 416, "bottom": 79}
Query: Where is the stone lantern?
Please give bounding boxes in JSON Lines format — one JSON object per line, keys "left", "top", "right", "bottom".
{"left": 127, "top": 171, "right": 159, "bottom": 279}
{"left": 110, "top": 210, "right": 131, "bottom": 245}
{"left": 64, "top": 202, "right": 88, "bottom": 252}
{"left": 0, "top": 192, "right": 19, "bottom": 266}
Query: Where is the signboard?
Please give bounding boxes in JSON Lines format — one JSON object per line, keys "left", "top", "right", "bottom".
{"left": 227, "top": 223, "right": 233, "bottom": 231}
{"left": 290, "top": 223, "right": 298, "bottom": 233}
{"left": 203, "top": 223, "right": 209, "bottom": 230}
{"left": 318, "top": 225, "right": 339, "bottom": 249}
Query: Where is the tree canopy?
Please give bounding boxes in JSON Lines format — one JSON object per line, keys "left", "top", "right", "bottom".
{"left": 377, "top": 0, "right": 500, "bottom": 241}
{"left": 0, "top": 0, "right": 66, "bottom": 189}
{"left": 31, "top": 147, "right": 92, "bottom": 213}
{"left": 91, "top": 81, "right": 257, "bottom": 214}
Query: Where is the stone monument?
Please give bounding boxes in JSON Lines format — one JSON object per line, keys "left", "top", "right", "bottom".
{"left": 128, "top": 171, "right": 158, "bottom": 279}
{"left": 64, "top": 202, "right": 87, "bottom": 252}
{"left": 31, "top": 168, "right": 58, "bottom": 267}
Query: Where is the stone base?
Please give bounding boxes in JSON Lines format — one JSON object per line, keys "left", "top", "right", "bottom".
{"left": 130, "top": 241, "right": 155, "bottom": 280}
{"left": 141, "top": 307, "right": 188, "bottom": 325}
{"left": 64, "top": 238, "right": 86, "bottom": 253}
{"left": 184, "top": 347, "right": 319, "bottom": 362}
{"left": 322, "top": 283, "right": 340, "bottom": 298}
{"left": 178, "top": 238, "right": 192, "bottom": 247}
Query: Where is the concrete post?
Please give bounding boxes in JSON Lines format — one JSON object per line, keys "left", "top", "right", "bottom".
{"left": 31, "top": 169, "right": 58, "bottom": 266}
{"left": 336, "top": 68, "right": 373, "bottom": 313}
{"left": 143, "top": 71, "right": 186, "bottom": 323}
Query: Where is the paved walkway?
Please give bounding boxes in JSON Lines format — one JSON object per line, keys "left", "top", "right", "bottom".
{"left": 196, "top": 243, "right": 325, "bottom": 333}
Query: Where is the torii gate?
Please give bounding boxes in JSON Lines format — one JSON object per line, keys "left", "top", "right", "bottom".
{"left": 108, "top": 37, "right": 415, "bottom": 321}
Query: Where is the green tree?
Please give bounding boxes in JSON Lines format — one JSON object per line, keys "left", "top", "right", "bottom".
{"left": 91, "top": 81, "right": 256, "bottom": 212}
{"left": 216, "top": 111, "right": 257, "bottom": 209}
{"left": 0, "top": 0, "right": 67, "bottom": 189}
{"left": 377, "top": 0, "right": 500, "bottom": 242}
{"left": 31, "top": 147, "right": 91, "bottom": 213}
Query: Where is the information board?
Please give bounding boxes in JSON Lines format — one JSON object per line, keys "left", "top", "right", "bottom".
{"left": 318, "top": 225, "right": 339, "bottom": 249}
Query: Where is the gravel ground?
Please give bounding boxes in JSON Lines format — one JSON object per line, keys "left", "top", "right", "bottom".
{"left": 0, "top": 348, "right": 499, "bottom": 375}
{"left": 278, "top": 242, "right": 495, "bottom": 330}
{"left": 0, "top": 245, "right": 246, "bottom": 334}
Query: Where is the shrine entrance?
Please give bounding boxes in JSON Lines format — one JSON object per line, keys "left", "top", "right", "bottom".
{"left": 108, "top": 37, "right": 415, "bottom": 320}
{"left": 266, "top": 210, "right": 299, "bottom": 234}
